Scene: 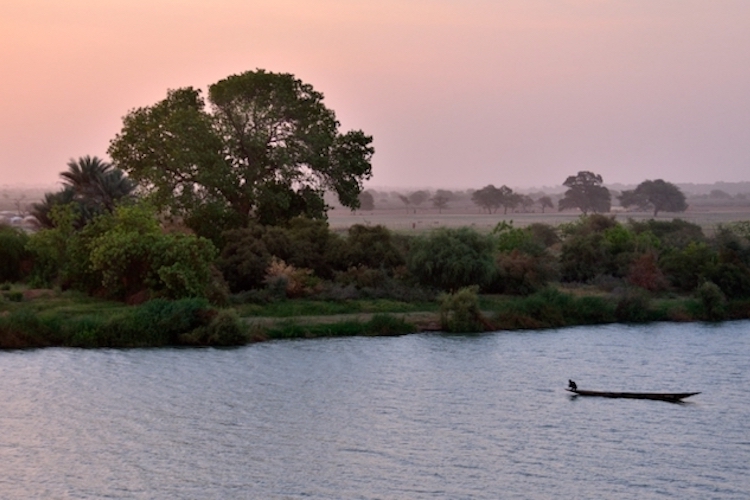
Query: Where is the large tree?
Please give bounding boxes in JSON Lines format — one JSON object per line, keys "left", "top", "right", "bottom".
{"left": 108, "top": 70, "right": 374, "bottom": 234}
{"left": 471, "top": 184, "right": 519, "bottom": 214}
{"left": 558, "top": 171, "right": 611, "bottom": 214}
{"left": 432, "top": 189, "right": 452, "bottom": 213}
{"left": 619, "top": 179, "right": 687, "bottom": 217}
{"left": 471, "top": 185, "right": 501, "bottom": 213}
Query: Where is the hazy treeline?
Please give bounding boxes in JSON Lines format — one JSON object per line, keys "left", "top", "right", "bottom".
{"left": 349, "top": 182, "right": 750, "bottom": 214}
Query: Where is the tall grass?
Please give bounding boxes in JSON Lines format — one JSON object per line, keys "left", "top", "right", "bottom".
{"left": 264, "top": 314, "right": 417, "bottom": 340}
{"left": 0, "top": 298, "right": 249, "bottom": 348}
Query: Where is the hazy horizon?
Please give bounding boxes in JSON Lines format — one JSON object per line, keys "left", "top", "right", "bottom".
{"left": 2, "top": 1, "right": 749, "bottom": 189}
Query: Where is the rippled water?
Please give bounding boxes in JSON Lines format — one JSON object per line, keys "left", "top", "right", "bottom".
{"left": 1, "top": 321, "right": 749, "bottom": 499}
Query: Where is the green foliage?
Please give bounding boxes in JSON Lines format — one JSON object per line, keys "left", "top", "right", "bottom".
{"left": 490, "top": 222, "right": 559, "bottom": 294}
{"left": 659, "top": 242, "right": 717, "bottom": 292}
{"left": 0, "top": 225, "right": 29, "bottom": 282}
{"left": 559, "top": 217, "right": 650, "bottom": 282}
{"left": 627, "top": 252, "right": 668, "bottom": 291}
{"left": 493, "top": 221, "right": 533, "bottom": 253}
{"left": 0, "top": 297, "right": 227, "bottom": 348}
{"left": 27, "top": 203, "right": 219, "bottom": 301}
{"left": 491, "top": 250, "right": 559, "bottom": 295}
{"left": 558, "top": 171, "right": 611, "bottom": 214}
{"left": 219, "top": 218, "right": 341, "bottom": 292}
{"left": 490, "top": 288, "right": 616, "bottom": 329}
{"left": 696, "top": 281, "right": 727, "bottom": 321}
{"left": 365, "top": 314, "right": 417, "bottom": 336}
{"left": 109, "top": 70, "right": 374, "bottom": 234}
{"left": 337, "top": 224, "right": 404, "bottom": 271}
{"left": 525, "top": 223, "right": 560, "bottom": 248}
{"left": 179, "top": 309, "right": 248, "bottom": 346}
{"left": 439, "top": 286, "right": 486, "bottom": 333}
{"left": 85, "top": 204, "right": 219, "bottom": 300}
{"left": 31, "top": 156, "right": 135, "bottom": 229}
{"left": 614, "top": 289, "right": 655, "bottom": 323}
{"left": 407, "top": 227, "right": 495, "bottom": 291}
{"left": 26, "top": 204, "right": 101, "bottom": 290}
{"left": 628, "top": 218, "right": 705, "bottom": 249}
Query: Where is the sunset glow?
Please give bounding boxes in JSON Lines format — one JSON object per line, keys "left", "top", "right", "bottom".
{"left": 2, "top": 0, "right": 749, "bottom": 188}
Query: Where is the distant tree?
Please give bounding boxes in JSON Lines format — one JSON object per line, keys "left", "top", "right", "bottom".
{"left": 431, "top": 190, "right": 452, "bottom": 213}
{"left": 397, "top": 194, "right": 411, "bottom": 213}
{"left": 558, "top": 171, "right": 611, "bottom": 214}
{"left": 618, "top": 189, "right": 650, "bottom": 212}
{"left": 519, "top": 195, "right": 535, "bottom": 212}
{"left": 709, "top": 189, "right": 732, "bottom": 199}
{"left": 498, "top": 185, "right": 519, "bottom": 215}
{"left": 538, "top": 196, "right": 554, "bottom": 213}
{"left": 409, "top": 190, "right": 430, "bottom": 210}
{"left": 620, "top": 179, "right": 687, "bottom": 217}
{"left": 471, "top": 185, "right": 502, "bottom": 213}
{"left": 357, "top": 190, "right": 375, "bottom": 211}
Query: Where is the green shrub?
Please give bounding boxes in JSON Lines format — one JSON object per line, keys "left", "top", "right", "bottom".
{"left": 490, "top": 249, "right": 558, "bottom": 295}
{"left": 696, "top": 281, "right": 727, "bottom": 321}
{"left": 614, "top": 290, "right": 654, "bottom": 323}
{"left": 180, "top": 309, "right": 248, "bottom": 346}
{"left": 439, "top": 286, "right": 486, "bottom": 333}
{"left": 490, "top": 287, "right": 616, "bottom": 329}
{"left": 0, "top": 225, "right": 29, "bottom": 283}
{"left": 365, "top": 314, "right": 416, "bottom": 336}
{"left": 407, "top": 227, "right": 495, "bottom": 291}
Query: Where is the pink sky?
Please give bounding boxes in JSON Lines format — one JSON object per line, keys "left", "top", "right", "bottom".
{"left": 2, "top": 0, "right": 749, "bottom": 189}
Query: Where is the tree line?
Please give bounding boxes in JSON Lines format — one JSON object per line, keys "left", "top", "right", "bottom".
{"left": 357, "top": 171, "right": 688, "bottom": 217}
{"left": 1, "top": 68, "right": 742, "bottom": 325}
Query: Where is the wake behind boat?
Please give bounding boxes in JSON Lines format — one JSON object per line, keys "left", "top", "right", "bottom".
{"left": 566, "top": 380, "right": 700, "bottom": 403}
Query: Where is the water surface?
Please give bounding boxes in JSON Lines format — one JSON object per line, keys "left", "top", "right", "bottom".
{"left": 1, "top": 321, "right": 748, "bottom": 499}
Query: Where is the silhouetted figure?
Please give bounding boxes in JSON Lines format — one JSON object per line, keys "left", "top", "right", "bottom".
{"left": 568, "top": 379, "right": 577, "bottom": 391}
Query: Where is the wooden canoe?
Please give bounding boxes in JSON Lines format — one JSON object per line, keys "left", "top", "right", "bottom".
{"left": 566, "top": 388, "right": 700, "bottom": 402}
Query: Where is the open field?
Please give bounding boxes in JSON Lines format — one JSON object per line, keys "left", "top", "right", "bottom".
{"left": 328, "top": 206, "right": 750, "bottom": 235}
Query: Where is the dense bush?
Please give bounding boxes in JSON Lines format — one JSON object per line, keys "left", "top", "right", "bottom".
{"left": 628, "top": 218, "right": 705, "bottom": 249}
{"left": 336, "top": 224, "right": 405, "bottom": 271}
{"left": 26, "top": 204, "right": 220, "bottom": 301}
{"left": 659, "top": 242, "right": 717, "bottom": 292}
{"left": 407, "top": 227, "right": 495, "bottom": 291}
{"left": 490, "top": 250, "right": 558, "bottom": 295}
{"left": 0, "top": 225, "right": 30, "bottom": 283}
{"left": 0, "top": 298, "right": 235, "bottom": 348}
{"left": 696, "top": 281, "right": 727, "bottom": 321}
{"left": 219, "top": 218, "right": 341, "bottom": 292}
{"left": 439, "top": 286, "right": 487, "bottom": 333}
{"left": 491, "top": 288, "right": 616, "bottom": 329}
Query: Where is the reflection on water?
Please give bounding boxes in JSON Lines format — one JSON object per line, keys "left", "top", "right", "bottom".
{"left": 1, "top": 321, "right": 749, "bottom": 499}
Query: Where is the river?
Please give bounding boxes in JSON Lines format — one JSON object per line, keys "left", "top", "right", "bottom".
{"left": 1, "top": 321, "right": 748, "bottom": 499}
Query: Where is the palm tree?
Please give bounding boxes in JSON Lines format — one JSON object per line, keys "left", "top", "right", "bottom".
{"left": 32, "top": 156, "right": 137, "bottom": 228}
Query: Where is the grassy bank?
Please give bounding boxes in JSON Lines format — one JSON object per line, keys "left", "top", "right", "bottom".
{"left": 2, "top": 286, "right": 749, "bottom": 349}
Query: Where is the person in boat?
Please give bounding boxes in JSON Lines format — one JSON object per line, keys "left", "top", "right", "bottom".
{"left": 568, "top": 380, "right": 577, "bottom": 391}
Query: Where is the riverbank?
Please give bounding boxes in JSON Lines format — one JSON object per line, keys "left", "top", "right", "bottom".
{"left": 2, "top": 284, "right": 749, "bottom": 349}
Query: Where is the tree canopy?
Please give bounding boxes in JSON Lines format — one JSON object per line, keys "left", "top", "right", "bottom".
{"left": 558, "top": 171, "right": 611, "bottom": 214}
{"left": 619, "top": 179, "right": 687, "bottom": 216}
{"left": 108, "top": 70, "right": 374, "bottom": 235}
{"left": 471, "top": 184, "right": 518, "bottom": 214}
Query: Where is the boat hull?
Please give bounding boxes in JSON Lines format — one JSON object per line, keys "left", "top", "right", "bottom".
{"left": 566, "top": 388, "right": 700, "bottom": 402}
